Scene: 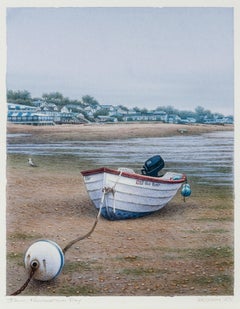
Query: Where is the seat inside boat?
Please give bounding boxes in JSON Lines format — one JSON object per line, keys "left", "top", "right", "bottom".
{"left": 141, "top": 155, "right": 165, "bottom": 177}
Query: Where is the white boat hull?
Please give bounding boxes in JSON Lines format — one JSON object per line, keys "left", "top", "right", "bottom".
{"left": 81, "top": 167, "right": 187, "bottom": 220}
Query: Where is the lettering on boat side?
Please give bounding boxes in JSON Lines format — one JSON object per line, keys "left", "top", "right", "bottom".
{"left": 136, "top": 180, "right": 160, "bottom": 187}
{"left": 144, "top": 181, "right": 151, "bottom": 186}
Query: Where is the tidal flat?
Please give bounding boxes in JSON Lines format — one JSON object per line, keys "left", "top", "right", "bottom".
{"left": 6, "top": 123, "right": 234, "bottom": 296}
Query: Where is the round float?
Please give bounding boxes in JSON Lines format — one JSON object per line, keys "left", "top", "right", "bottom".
{"left": 181, "top": 183, "right": 192, "bottom": 197}
{"left": 24, "top": 239, "right": 64, "bottom": 281}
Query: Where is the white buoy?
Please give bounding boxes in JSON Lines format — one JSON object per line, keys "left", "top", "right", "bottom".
{"left": 24, "top": 239, "right": 64, "bottom": 281}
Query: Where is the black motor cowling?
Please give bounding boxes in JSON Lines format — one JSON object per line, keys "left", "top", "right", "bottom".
{"left": 141, "top": 155, "right": 165, "bottom": 177}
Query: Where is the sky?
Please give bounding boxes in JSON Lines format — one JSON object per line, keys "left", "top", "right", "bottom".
{"left": 6, "top": 6, "right": 234, "bottom": 115}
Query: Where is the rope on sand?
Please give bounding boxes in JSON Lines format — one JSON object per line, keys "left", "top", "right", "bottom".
{"left": 10, "top": 189, "right": 106, "bottom": 296}
{"left": 10, "top": 261, "right": 39, "bottom": 296}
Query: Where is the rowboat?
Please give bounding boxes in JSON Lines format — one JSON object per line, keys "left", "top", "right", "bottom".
{"left": 81, "top": 155, "right": 190, "bottom": 220}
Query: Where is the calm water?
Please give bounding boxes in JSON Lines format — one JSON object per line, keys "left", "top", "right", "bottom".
{"left": 7, "top": 131, "right": 233, "bottom": 186}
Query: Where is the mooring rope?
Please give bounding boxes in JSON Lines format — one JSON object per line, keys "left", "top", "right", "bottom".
{"left": 102, "top": 170, "right": 123, "bottom": 214}
{"left": 62, "top": 205, "right": 102, "bottom": 254}
{"left": 10, "top": 261, "right": 39, "bottom": 296}
{"left": 62, "top": 187, "right": 106, "bottom": 254}
{"left": 11, "top": 190, "right": 107, "bottom": 296}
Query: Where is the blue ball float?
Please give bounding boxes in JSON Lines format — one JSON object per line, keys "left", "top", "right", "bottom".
{"left": 181, "top": 183, "right": 192, "bottom": 197}
{"left": 24, "top": 239, "right": 64, "bottom": 281}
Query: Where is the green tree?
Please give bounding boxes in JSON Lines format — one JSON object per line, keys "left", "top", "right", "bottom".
{"left": 82, "top": 95, "right": 99, "bottom": 108}
{"left": 42, "top": 92, "right": 63, "bottom": 103}
{"left": 195, "top": 106, "right": 213, "bottom": 123}
{"left": 7, "top": 89, "right": 32, "bottom": 105}
{"left": 133, "top": 106, "right": 140, "bottom": 112}
{"left": 178, "top": 110, "right": 196, "bottom": 119}
{"left": 118, "top": 105, "right": 129, "bottom": 112}
{"left": 94, "top": 109, "right": 109, "bottom": 117}
{"left": 140, "top": 108, "right": 148, "bottom": 114}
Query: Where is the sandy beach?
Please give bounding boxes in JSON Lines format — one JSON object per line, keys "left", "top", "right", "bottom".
{"left": 6, "top": 122, "right": 234, "bottom": 296}
{"left": 7, "top": 122, "right": 233, "bottom": 142}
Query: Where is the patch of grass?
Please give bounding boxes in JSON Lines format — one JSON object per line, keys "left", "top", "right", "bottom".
{"left": 188, "top": 183, "right": 233, "bottom": 205}
{"left": 173, "top": 273, "right": 233, "bottom": 295}
{"left": 8, "top": 232, "right": 42, "bottom": 240}
{"left": 7, "top": 153, "right": 89, "bottom": 175}
{"left": 63, "top": 261, "right": 91, "bottom": 272}
{"left": 195, "top": 217, "right": 233, "bottom": 222}
{"left": 115, "top": 255, "right": 141, "bottom": 262}
{"left": 57, "top": 284, "right": 99, "bottom": 296}
{"left": 7, "top": 252, "right": 23, "bottom": 260}
{"left": 209, "top": 203, "right": 233, "bottom": 210}
{"left": 201, "top": 229, "right": 229, "bottom": 234}
{"left": 63, "top": 260, "right": 103, "bottom": 273}
{"left": 153, "top": 246, "right": 233, "bottom": 261}
{"left": 189, "top": 246, "right": 233, "bottom": 259}
{"left": 185, "top": 228, "right": 229, "bottom": 234}
{"left": 121, "top": 267, "right": 168, "bottom": 276}
{"left": 193, "top": 274, "right": 233, "bottom": 288}
{"left": 161, "top": 246, "right": 233, "bottom": 260}
{"left": 7, "top": 252, "right": 23, "bottom": 266}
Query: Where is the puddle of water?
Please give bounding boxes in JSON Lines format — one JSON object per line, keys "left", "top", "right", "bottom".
{"left": 7, "top": 131, "right": 233, "bottom": 186}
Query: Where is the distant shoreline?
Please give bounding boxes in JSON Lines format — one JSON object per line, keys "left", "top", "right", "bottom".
{"left": 7, "top": 122, "right": 234, "bottom": 144}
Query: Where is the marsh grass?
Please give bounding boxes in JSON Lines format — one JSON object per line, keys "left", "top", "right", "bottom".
{"left": 195, "top": 217, "right": 233, "bottom": 222}
{"left": 202, "top": 229, "right": 228, "bottom": 234}
{"left": 57, "top": 284, "right": 99, "bottom": 296}
{"left": 192, "top": 274, "right": 233, "bottom": 287}
{"left": 7, "top": 153, "right": 92, "bottom": 174}
{"left": 189, "top": 246, "right": 233, "bottom": 259}
{"left": 63, "top": 260, "right": 103, "bottom": 273}
{"left": 8, "top": 232, "right": 43, "bottom": 240}
{"left": 173, "top": 274, "right": 233, "bottom": 294}
{"left": 7, "top": 252, "right": 23, "bottom": 266}
{"left": 7, "top": 252, "right": 23, "bottom": 260}
{"left": 115, "top": 255, "right": 141, "bottom": 262}
{"left": 153, "top": 246, "right": 233, "bottom": 260}
{"left": 121, "top": 267, "right": 167, "bottom": 276}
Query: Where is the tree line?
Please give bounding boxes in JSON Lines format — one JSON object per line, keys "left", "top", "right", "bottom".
{"left": 7, "top": 89, "right": 229, "bottom": 122}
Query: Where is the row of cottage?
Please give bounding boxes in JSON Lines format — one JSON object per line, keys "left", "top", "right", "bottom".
{"left": 7, "top": 101, "right": 233, "bottom": 126}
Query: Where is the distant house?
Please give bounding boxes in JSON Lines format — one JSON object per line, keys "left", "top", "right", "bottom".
{"left": 7, "top": 103, "right": 54, "bottom": 125}
{"left": 115, "top": 106, "right": 129, "bottom": 115}
{"left": 187, "top": 117, "right": 196, "bottom": 123}
{"left": 8, "top": 103, "right": 36, "bottom": 112}
{"left": 122, "top": 110, "right": 167, "bottom": 122}
{"left": 122, "top": 112, "right": 141, "bottom": 121}
{"left": 61, "top": 106, "right": 70, "bottom": 113}
{"left": 58, "top": 105, "right": 89, "bottom": 123}
{"left": 61, "top": 105, "right": 83, "bottom": 113}
{"left": 38, "top": 102, "right": 59, "bottom": 112}
{"left": 32, "top": 99, "right": 45, "bottom": 107}
{"left": 153, "top": 110, "right": 167, "bottom": 122}
{"left": 167, "top": 114, "right": 182, "bottom": 124}
{"left": 96, "top": 115, "right": 117, "bottom": 123}
{"left": 179, "top": 117, "right": 196, "bottom": 124}
{"left": 101, "top": 104, "right": 115, "bottom": 111}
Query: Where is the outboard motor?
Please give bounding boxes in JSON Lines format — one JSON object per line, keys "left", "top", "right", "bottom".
{"left": 141, "top": 155, "right": 165, "bottom": 177}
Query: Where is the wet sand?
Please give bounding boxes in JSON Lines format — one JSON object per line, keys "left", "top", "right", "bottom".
{"left": 6, "top": 123, "right": 234, "bottom": 296}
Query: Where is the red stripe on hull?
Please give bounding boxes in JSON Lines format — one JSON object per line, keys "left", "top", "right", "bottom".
{"left": 81, "top": 167, "right": 186, "bottom": 184}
